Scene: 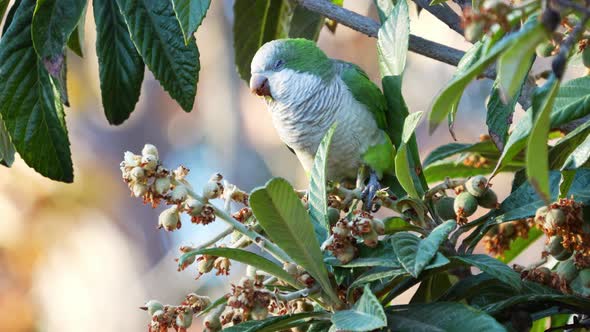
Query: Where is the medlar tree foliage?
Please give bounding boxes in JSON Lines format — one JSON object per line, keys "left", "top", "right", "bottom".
{"left": 2, "top": 0, "right": 590, "bottom": 331}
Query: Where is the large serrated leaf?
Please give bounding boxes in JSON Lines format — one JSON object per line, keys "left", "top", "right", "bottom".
{"left": 223, "top": 312, "right": 327, "bottom": 332}
{"left": 0, "top": 0, "right": 73, "bottom": 182}
{"left": 332, "top": 285, "right": 387, "bottom": 331}
{"left": 481, "top": 294, "right": 590, "bottom": 316}
{"left": 116, "top": 0, "right": 199, "bottom": 111}
{"left": 495, "top": 76, "right": 590, "bottom": 174}
{"left": 0, "top": 115, "right": 15, "bottom": 167}
{"left": 178, "top": 247, "right": 299, "bottom": 286}
{"left": 549, "top": 120, "right": 590, "bottom": 169}
{"left": 526, "top": 75, "right": 560, "bottom": 202}
{"left": 486, "top": 75, "right": 527, "bottom": 151}
{"left": 288, "top": 4, "right": 323, "bottom": 40}
{"left": 395, "top": 112, "right": 423, "bottom": 199}
{"left": 391, "top": 230, "right": 452, "bottom": 278}
{"left": 233, "top": 0, "right": 288, "bottom": 81}
{"left": 453, "top": 254, "right": 522, "bottom": 291}
{"left": 423, "top": 140, "right": 499, "bottom": 167}
{"left": 94, "top": 0, "right": 145, "bottom": 125}
{"left": 387, "top": 302, "right": 507, "bottom": 331}
{"left": 171, "top": 0, "right": 210, "bottom": 44}
{"left": 424, "top": 160, "right": 522, "bottom": 184}
{"left": 308, "top": 125, "right": 336, "bottom": 243}
{"left": 428, "top": 18, "right": 541, "bottom": 132}
{"left": 414, "top": 220, "right": 456, "bottom": 274}
{"left": 1, "top": 0, "right": 20, "bottom": 36}
{"left": 250, "top": 177, "right": 338, "bottom": 303}
{"left": 31, "top": 0, "right": 87, "bottom": 61}
{"left": 496, "top": 22, "right": 544, "bottom": 101}
{"left": 561, "top": 133, "right": 590, "bottom": 170}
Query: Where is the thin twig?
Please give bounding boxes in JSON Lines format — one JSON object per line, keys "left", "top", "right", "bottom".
{"left": 295, "top": 0, "right": 467, "bottom": 66}
{"left": 412, "top": 0, "right": 465, "bottom": 35}
{"left": 196, "top": 227, "right": 235, "bottom": 249}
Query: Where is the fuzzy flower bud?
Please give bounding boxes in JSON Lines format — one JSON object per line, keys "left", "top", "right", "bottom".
{"left": 176, "top": 309, "right": 193, "bottom": 329}
{"left": 186, "top": 293, "right": 211, "bottom": 311}
{"left": 141, "top": 154, "right": 158, "bottom": 171}
{"left": 132, "top": 182, "right": 148, "bottom": 198}
{"left": 185, "top": 198, "right": 204, "bottom": 216}
{"left": 170, "top": 185, "right": 189, "bottom": 203}
{"left": 130, "top": 166, "right": 145, "bottom": 181}
{"left": 204, "top": 310, "right": 221, "bottom": 331}
{"left": 159, "top": 206, "right": 180, "bottom": 231}
{"left": 154, "top": 177, "right": 171, "bottom": 195}
{"left": 142, "top": 144, "right": 159, "bottom": 160}
{"left": 214, "top": 257, "right": 231, "bottom": 275}
{"left": 143, "top": 300, "right": 164, "bottom": 316}
{"left": 202, "top": 181, "right": 223, "bottom": 200}
{"left": 124, "top": 151, "right": 141, "bottom": 167}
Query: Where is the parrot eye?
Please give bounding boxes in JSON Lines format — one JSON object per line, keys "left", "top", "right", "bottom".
{"left": 273, "top": 59, "right": 285, "bottom": 70}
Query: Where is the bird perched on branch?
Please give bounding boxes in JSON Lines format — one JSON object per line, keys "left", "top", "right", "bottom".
{"left": 249, "top": 38, "right": 397, "bottom": 209}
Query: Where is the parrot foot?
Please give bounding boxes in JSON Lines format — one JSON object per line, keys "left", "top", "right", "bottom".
{"left": 361, "top": 170, "right": 381, "bottom": 212}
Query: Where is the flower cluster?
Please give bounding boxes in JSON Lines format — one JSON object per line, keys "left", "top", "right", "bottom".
{"left": 222, "top": 276, "right": 274, "bottom": 326}
{"left": 322, "top": 210, "right": 385, "bottom": 264}
{"left": 483, "top": 219, "right": 533, "bottom": 257}
{"left": 142, "top": 293, "right": 211, "bottom": 332}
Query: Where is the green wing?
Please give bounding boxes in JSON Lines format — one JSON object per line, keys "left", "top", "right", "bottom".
{"left": 337, "top": 60, "right": 389, "bottom": 133}
{"left": 337, "top": 60, "right": 395, "bottom": 177}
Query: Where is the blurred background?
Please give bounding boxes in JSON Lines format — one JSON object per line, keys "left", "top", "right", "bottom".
{"left": 2, "top": 1, "right": 584, "bottom": 331}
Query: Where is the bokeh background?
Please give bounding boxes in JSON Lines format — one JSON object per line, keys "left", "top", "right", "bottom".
{"left": 2, "top": 1, "right": 586, "bottom": 331}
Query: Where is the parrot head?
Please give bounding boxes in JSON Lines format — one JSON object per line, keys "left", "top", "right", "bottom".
{"left": 249, "top": 39, "right": 335, "bottom": 103}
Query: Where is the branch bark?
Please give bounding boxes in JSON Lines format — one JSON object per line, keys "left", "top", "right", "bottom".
{"left": 412, "top": 0, "right": 464, "bottom": 35}
{"left": 295, "top": 0, "right": 466, "bottom": 67}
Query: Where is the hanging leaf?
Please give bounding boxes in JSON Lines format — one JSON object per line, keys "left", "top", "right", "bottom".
{"left": 453, "top": 254, "right": 522, "bottom": 291}
{"left": 93, "top": 0, "right": 144, "bottom": 125}
{"left": 250, "top": 177, "right": 339, "bottom": 303}
{"left": 332, "top": 285, "right": 387, "bottom": 331}
{"left": 0, "top": 0, "right": 73, "bottom": 182}
{"left": 116, "top": 0, "right": 199, "bottom": 111}
{"left": 394, "top": 112, "right": 423, "bottom": 199}
{"left": 171, "top": 0, "right": 211, "bottom": 44}
{"left": 308, "top": 124, "right": 336, "bottom": 242}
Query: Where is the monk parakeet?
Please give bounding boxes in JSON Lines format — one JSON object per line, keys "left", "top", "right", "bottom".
{"left": 250, "top": 39, "right": 396, "bottom": 207}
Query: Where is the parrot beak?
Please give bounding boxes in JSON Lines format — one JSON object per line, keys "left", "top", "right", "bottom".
{"left": 250, "top": 74, "right": 271, "bottom": 97}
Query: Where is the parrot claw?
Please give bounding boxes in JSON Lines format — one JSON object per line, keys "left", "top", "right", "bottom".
{"left": 361, "top": 170, "right": 381, "bottom": 212}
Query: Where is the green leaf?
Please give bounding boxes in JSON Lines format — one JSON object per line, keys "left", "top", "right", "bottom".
{"left": 178, "top": 247, "right": 299, "bottom": 287}
{"left": 1, "top": 0, "right": 20, "bottom": 36}
{"left": 391, "top": 228, "right": 453, "bottom": 278}
{"left": 67, "top": 23, "right": 85, "bottom": 58}
{"left": 395, "top": 112, "right": 423, "bottom": 199}
{"left": 171, "top": 0, "right": 210, "bottom": 44}
{"left": 498, "top": 227, "right": 543, "bottom": 263}
{"left": 223, "top": 312, "right": 327, "bottom": 332}
{"left": 0, "top": 116, "right": 15, "bottom": 167}
{"left": 453, "top": 254, "right": 522, "bottom": 291}
{"left": 348, "top": 267, "right": 406, "bottom": 290}
{"left": 288, "top": 4, "right": 323, "bottom": 41}
{"left": 383, "top": 216, "right": 422, "bottom": 234}
{"left": 530, "top": 317, "right": 548, "bottom": 332}
{"left": 481, "top": 293, "right": 590, "bottom": 316}
{"left": 496, "top": 23, "right": 544, "bottom": 101}
{"left": 424, "top": 159, "right": 522, "bottom": 184}
{"left": 414, "top": 220, "right": 456, "bottom": 276}
{"left": 250, "top": 177, "right": 338, "bottom": 303}
{"left": 423, "top": 140, "right": 499, "bottom": 167}
{"left": 429, "top": 18, "right": 542, "bottom": 132}
{"left": 308, "top": 124, "right": 336, "bottom": 242}
{"left": 410, "top": 272, "right": 455, "bottom": 303}
{"left": 31, "top": 0, "right": 87, "bottom": 61}
{"left": 116, "top": 0, "right": 199, "bottom": 111}
{"left": 486, "top": 77, "right": 524, "bottom": 151}
{"left": 561, "top": 133, "right": 590, "bottom": 170}
{"left": 549, "top": 120, "right": 590, "bottom": 169}
{"left": 197, "top": 295, "right": 227, "bottom": 317}
{"left": 233, "top": 0, "right": 288, "bottom": 81}
{"left": 377, "top": 0, "right": 408, "bottom": 78}
{"left": 526, "top": 75, "right": 560, "bottom": 202}
{"left": 387, "top": 302, "right": 507, "bottom": 332}
{"left": 331, "top": 285, "right": 387, "bottom": 331}
{"left": 93, "top": 0, "right": 145, "bottom": 125}
{"left": 0, "top": 0, "right": 73, "bottom": 182}
{"left": 496, "top": 76, "right": 590, "bottom": 174}
{"left": 559, "top": 170, "right": 576, "bottom": 198}
{"left": 0, "top": 0, "right": 10, "bottom": 24}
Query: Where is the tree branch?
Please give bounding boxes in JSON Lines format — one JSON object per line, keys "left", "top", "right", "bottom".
{"left": 412, "top": 0, "right": 464, "bottom": 35}
{"left": 295, "top": 0, "right": 466, "bottom": 66}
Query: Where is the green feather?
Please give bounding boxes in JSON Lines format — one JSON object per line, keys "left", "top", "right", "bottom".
{"left": 337, "top": 60, "right": 389, "bottom": 133}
